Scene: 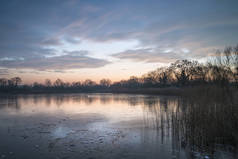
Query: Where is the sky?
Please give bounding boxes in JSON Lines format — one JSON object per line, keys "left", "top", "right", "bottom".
{"left": 0, "top": 0, "right": 238, "bottom": 84}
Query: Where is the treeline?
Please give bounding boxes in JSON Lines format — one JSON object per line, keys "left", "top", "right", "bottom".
{"left": 0, "top": 45, "right": 237, "bottom": 93}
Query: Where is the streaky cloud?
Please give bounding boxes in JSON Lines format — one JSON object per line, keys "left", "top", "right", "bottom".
{"left": 111, "top": 48, "right": 187, "bottom": 63}
{"left": 0, "top": 69, "right": 9, "bottom": 75}
{"left": 0, "top": 55, "right": 110, "bottom": 70}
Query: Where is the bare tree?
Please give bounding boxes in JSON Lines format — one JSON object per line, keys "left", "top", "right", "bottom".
{"left": 54, "top": 78, "right": 64, "bottom": 87}
{"left": 100, "top": 79, "right": 111, "bottom": 87}
{"left": 10, "top": 77, "right": 22, "bottom": 87}
{"left": 83, "top": 79, "right": 97, "bottom": 87}
{"left": 0, "top": 78, "right": 8, "bottom": 87}
{"left": 72, "top": 81, "right": 81, "bottom": 88}
{"left": 45, "top": 79, "right": 52, "bottom": 87}
{"left": 232, "top": 45, "right": 238, "bottom": 85}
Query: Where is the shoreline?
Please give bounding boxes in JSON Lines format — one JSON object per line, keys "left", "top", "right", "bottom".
{"left": 0, "top": 86, "right": 236, "bottom": 97}
{"left": 0, "top": 87, "right": 183, "bottom": 97}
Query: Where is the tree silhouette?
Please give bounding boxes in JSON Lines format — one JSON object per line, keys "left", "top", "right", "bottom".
{"left": 0, "top": 45, "right": 237, "bottom": 93}
{"left": 10, "top": 77, "right": 22, "bottom": 87}
{"left": 100, "top": 79, "right": 111, "bottom": 87}
{"left": 45, "top": 79, "right": 52, "bottom": 87}
{"left": 54, "top": 79, "right": 64, "bottom": 88}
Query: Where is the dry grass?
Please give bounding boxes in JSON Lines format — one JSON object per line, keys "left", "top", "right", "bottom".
{"left": 173, "top": 86, "right": 238, "bottom": 155}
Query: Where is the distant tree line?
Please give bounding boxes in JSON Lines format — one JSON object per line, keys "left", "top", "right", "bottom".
{"left": 0, "top": 45, "right": 237, "bottom": 93}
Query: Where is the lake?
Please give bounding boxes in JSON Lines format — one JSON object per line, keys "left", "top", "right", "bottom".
{"left": 0, "top": 94, "right": 236, "bottom": 159}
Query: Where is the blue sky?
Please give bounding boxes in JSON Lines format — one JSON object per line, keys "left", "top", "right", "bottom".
{"left": 1, "top": 0, "right": 238, "bottom": 83}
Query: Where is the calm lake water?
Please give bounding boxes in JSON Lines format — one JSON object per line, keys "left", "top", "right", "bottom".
{"left": 0, "top": 94, "right": 236, "bottom": 159}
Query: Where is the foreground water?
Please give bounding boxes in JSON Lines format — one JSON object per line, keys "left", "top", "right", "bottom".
{"left": 0, "top": 94, "right": 236, "bottom": 159}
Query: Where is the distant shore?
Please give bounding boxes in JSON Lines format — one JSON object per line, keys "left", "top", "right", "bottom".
{"left": 0, "top": 86, "right": 237, "bottom": 97}
{"left": 0, "top": 87, "right": 181, "bottom": 96}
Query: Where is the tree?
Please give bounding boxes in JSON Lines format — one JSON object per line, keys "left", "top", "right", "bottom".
{"left": 45, "top": 79, "right": 52, "bottom": 87}
{"left": 33, "top": 82, "right": 42, "bottom": 88}
{"left": 170, "top": 60, "right": 199, "bottom": 86}
{"left": 127, "top": 76, "right": 140, "bottom": 88}
{"left": 233, "top": 45, "right": 238, "bottom": 85}
{"left": 0, "top": 78, "right": 8, "bottom": 87}
{"left": 156, "top": 67, "right": 172, "bottom": 86}
{"left": 83, "top": 79, "right": 96, "bottom": 87}
{"left": 10, "top": 77, "right": 22, "bottom": 87}
{"left": 54, "top": 78, "right": 64, "bottom": 88}
{"left": 72, "top": 81, "right": 81, "bottom": 88}
{"left": 192, "top": 64, "right": 209, "bottom": 84}
{"left": 207, "top": 47, "right": 235, "bottom": 86}
{"left": 100, "top": 79, "right": 111, "bottom": 87}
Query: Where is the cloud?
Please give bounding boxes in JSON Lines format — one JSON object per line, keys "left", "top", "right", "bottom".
{"left": 112, "top": 48, "right": 188, "bottom": 63}
{"left": 0, "top": 55, "right": 110, "bottom": 70}
{"left": 0, "top": 69, "right": 9, "bottom": 75}
{"left": 63, "top": 36, "right": 81, "bottom": 44}
{"left": 41, "top": 38, "right": 62, "bottom": 46}
{"left": 64, "top": 50, "right": 89, "bottom": 56}
{"left": 49, "top": 1, "right": 238, "bottom": 62}
{"left": 1, "top": 0, "right": 238, "bottom": 70}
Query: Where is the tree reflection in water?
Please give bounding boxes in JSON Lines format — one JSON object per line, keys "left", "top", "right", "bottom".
{"left": 0, "top": 93, "right": 237, "bottom": 158}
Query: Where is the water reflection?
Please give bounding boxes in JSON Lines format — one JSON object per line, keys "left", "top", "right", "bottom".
{"left": 0, "top": 94, "right": 236, "bottom": 159}
{"left": 52, "top": 126, "right": 75, "bottom": 138}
